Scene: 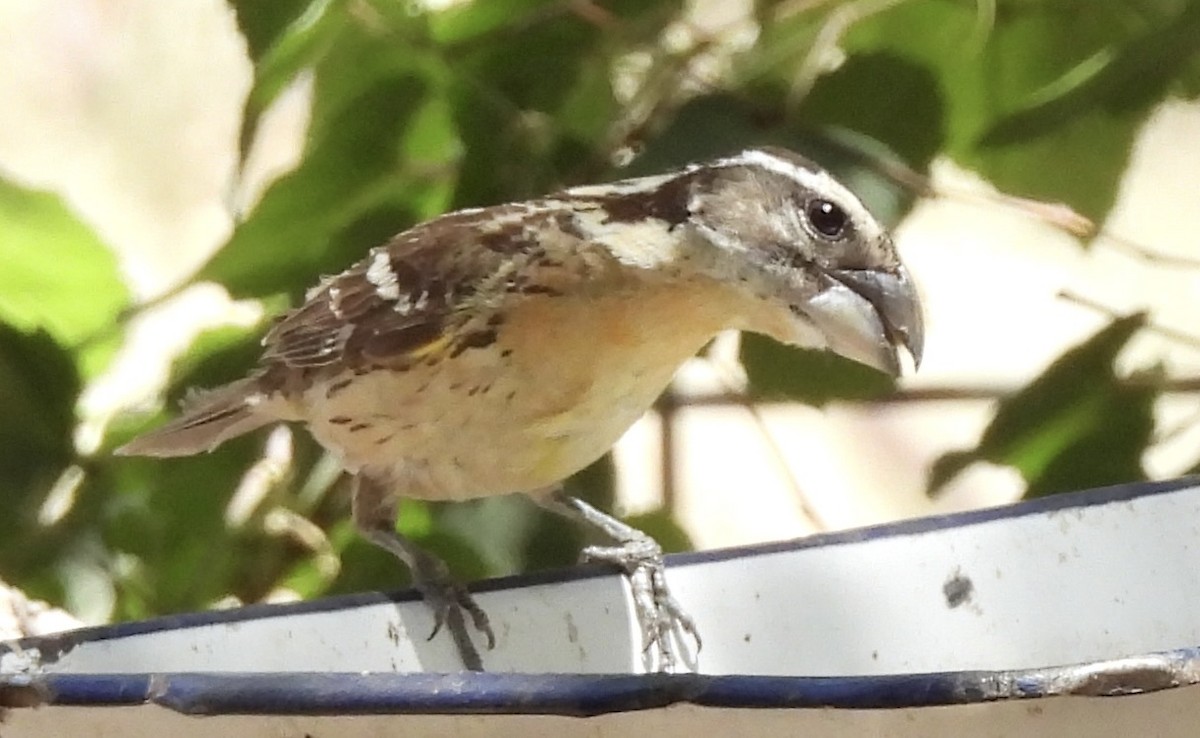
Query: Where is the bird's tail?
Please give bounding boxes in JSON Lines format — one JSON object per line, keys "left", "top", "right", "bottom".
{"left": 116, "top": 377, "right": 275, "bottom": 458}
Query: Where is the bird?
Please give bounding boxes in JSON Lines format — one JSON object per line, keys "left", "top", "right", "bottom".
{"left": 117, "top": 147, "right": 924, "bottom": 672}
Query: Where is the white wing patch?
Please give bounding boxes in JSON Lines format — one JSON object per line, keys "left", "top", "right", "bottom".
{"left": 366, "top": 249, "right": 402, "bottom": 300}
{"left": 570, "top": 207, "right": 684, "bottom": 270}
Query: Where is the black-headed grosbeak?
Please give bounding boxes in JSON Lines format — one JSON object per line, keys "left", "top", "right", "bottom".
{"left": 119, "top": 147, "right": 924, "bottom": 672}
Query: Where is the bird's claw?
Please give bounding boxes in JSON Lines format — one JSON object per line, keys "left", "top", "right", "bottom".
{"left": 412, "top": 565, "right": 495, "bottom": 671}
{"left": 583, "top": 536, "right": 701, "bottom": 673}
{"left": 423, "top": 580, "right": 494, "bottom": 645}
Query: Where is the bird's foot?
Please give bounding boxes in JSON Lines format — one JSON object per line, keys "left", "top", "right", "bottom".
{"left": 360, "top": 512, "right": 495, "bottom": 671}
{"left": 583, "top": 533, "right": 701, "bottom": 673}
{"left": 408, "top": 551, "right": 495, "bottom": 671}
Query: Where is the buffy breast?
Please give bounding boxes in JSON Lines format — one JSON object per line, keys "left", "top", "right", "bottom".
{"left": 300, "top": 279, "right": 751, "bottom": 501}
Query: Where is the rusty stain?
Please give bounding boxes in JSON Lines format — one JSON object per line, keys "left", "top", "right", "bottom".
{"left": 0, "top": 682, "right": 46, "bottom": 709}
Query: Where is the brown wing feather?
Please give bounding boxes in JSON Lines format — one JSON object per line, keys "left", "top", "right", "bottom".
{"left": 260, "top": 202, "right": 605, "bottom": 373}
{"left": 121, "top": 184, "right": 675, "bottom": 458}
{"left": 115, "top": 377, "right": 273, "bottom": 457}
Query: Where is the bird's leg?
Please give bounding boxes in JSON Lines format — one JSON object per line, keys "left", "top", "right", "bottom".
{"left": 352, "top": 474, "right": 494, "bottom": 671}
{"left": 537, "top": 488, "right": 701, "bottom": 673}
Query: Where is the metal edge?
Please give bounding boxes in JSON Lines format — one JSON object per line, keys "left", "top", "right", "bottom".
{"left": 668, "top": 475, "right": 1200, "bottom": 566}
{"left": 4, "top": 476, "right": 1197, "bottom": 665}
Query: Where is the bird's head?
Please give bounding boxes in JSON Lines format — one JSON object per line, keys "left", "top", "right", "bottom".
{"left": 676, "top": 147, "right": 924, "bottom": 376}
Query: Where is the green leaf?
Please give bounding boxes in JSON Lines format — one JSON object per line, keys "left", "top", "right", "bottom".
{"left": 929, "top": 315, "right": 1154, "bottom": 498}
{"left": 241, "top": 0, "right": 347, "bottom": 130}
{"left": 735, "top": 3, "right": 822, "bottom": 89}
{"left": 623, "top": 95, "right": 776, "bottom": 173}
{"left": 438, "top": 454, "right": 620, "bottom": 576}
{"left": 429, "top": 0, "right": 556, "bottom": 45}
{"left": 0, "top": 325, "right": 79, "bottom": 452}
{"left": 835, "top": 0, "right": 1197, "bottom": 222}
{"left": 981, "top": 1, "right": 1200, "bottom": 146}
{"left": 0, "top": 325, "right": 80, "bottom": 602}
{"left": 0, "top": 326, "right": 78, "bottom": 491}
{"left": 445, "top": 9, "right": 605, "bottom": 206}
{"left": 799, "top": 52, "right": 945, "bottom": 171}
{"left": 554, "top": 48, "right": 618, "bottom": 143}
{"left": 0, "top": 179, "right": 128, "bottom": 346}
{"left": 439, "top": 496, "right": 546, "bottom": 575}
{"left": 205, "top": 4, "right": 477, "bottom": 300}
{"left": 740, "top": 333, "right": 895, "bottom": 406}
{"left": 230, "top": 0, "right": 323, "bottom": 61}
{"left": 203, "top": 65, "right": 436, "bottom": 298}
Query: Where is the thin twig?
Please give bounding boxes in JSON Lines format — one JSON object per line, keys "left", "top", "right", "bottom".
{"left": 700, "top": 344, "right": 833, "bottom": 531}
{"left": 669, "top": 372, "right": 1200, "bottom": 410}
{"left": 655, "top": 391, "right": 679, "bottom": 511}
{"left": 1059, "top": 290, "right": 1200, "bottom": 352}
{"left": 1092, "top": 232, "right": 1200, "bottom": 270}
{"left": 879, "top": 151, "right": 1200, "bottom": 275}
{"left": 871, "top": 156, "right": 1096, "bottom": 237}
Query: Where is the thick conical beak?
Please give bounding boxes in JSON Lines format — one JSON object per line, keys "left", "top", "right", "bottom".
{"left": 801, "top": 264, "right": 924, "bottom": 376}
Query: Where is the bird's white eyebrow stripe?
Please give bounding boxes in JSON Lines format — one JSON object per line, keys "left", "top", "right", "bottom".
{"left": 715, "top": 149, "right": 837, "bottom": 195}
{"left": 564, "top": 150, "right": 838, "bottom": 206}
{"left": 562, "top": 173, "right": 677, "bottom": 198}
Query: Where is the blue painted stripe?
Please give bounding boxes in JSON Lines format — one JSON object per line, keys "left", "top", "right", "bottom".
{"left": 9, "top": 648, "right": 1200, "bottom": 716}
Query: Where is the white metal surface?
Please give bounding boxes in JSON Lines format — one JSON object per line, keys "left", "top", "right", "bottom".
{"left": 3, "top": 477, "right": 1199, "bottom": 736}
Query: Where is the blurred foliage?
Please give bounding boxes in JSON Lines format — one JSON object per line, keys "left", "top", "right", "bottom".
{"left": 1, "top": 0, "right": 1196, "bottom": 623}
{"left": 929, "top": 315, "right": 1157, "bottom": 498}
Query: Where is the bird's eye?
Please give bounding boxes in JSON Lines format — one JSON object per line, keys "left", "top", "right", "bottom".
{"left": 805, "top": 199, "right": 848, "bottom": 239}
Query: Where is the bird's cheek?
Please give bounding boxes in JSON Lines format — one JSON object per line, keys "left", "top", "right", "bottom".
{"left": 731, "top": 295, "right": 827, "bottom": 351}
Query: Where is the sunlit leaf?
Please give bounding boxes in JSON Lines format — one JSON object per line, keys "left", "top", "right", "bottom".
{"left": 0, "top": 179, "right": 128, "bottom": 346}
{"left": 929, "top": 315, "right": 1154, "bottom": 498}
{"left": 240, "top": 0, "right": 347, "bottom": 142}
{"left": 835, "top": 0, "right": 1198, "bottom": 222}
{"left": 231, "top": 0, "right": 323, "bottom": 61}
{"left": 204, "top": 66, "right": 435, "bottom": 297}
